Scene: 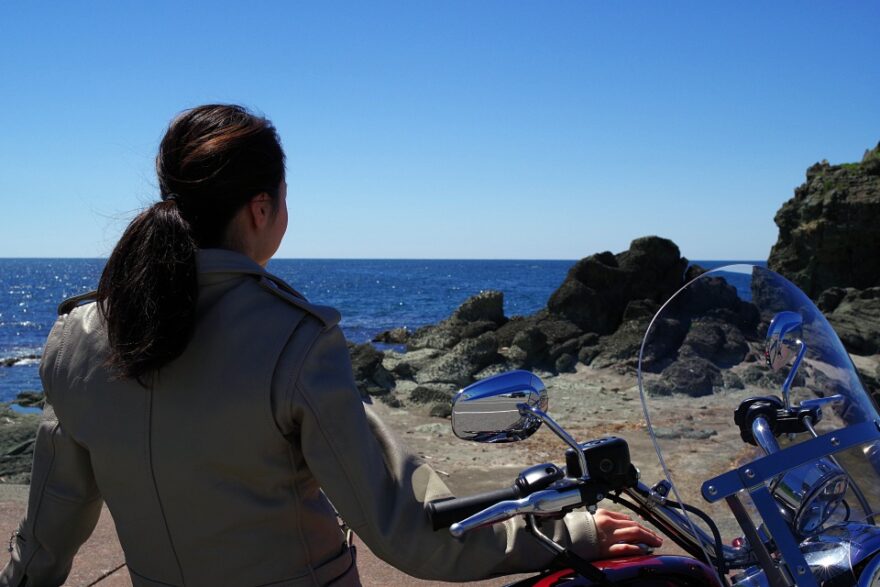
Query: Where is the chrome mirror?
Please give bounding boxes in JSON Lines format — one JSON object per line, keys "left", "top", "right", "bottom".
{"left": 765, "top": 311, "right": 803, "bottom": 371}
{"left": 451, "top": 371, "right": 548, "bottom": 443}
{"left": 765, "top": 311, "right": 807, "bottom": 409}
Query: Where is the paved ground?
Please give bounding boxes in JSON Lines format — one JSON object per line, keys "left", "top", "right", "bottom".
{"left": 0, "top": 485, "right": 529, "bottom": 586}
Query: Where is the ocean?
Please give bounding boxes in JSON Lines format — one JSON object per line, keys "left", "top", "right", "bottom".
{"left": 0, "top": 258, "right": 762, "bottom": 402}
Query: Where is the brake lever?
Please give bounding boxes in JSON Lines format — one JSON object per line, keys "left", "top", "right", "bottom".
{"left": 449, "top": 487, "right": 583, "bottom": 538}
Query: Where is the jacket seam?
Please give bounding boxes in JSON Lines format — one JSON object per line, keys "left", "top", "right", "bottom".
{"left": 41, "top": 487, "right": 102, "bottom": 505}
{"left": 20, "top": 422, "right": 60, "bottom": 577}
{"left": 282, "top": 319, "right": 326, "bottom": 404}
{"left": 280, "top": 321, "right": 336, "bottom": 585}
{"left": 145, "top": 389, "right": 187, "bottom": 585}
{"left": 50, "top": 315, "right": 71, "bottom": 401}
{"left": 268, "top": 316, "right": 310, "bottom": 439}
{"left": 284, "top": 447, "right": 321, "bottom": 586}
{"left": 294, "top": 383, "right": 375, "bottom": 551}
{"left": 127, "top": 565, "right": 178, "bottom": 586}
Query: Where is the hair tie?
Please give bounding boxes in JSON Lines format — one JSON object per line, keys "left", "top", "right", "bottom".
{"left": 164, "top": 193, "right": 180, "bottom": 204}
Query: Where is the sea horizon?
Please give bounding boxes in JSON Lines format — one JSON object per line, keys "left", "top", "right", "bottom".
{"left": 0, "top": 257, "right": 768, "bottom": 402}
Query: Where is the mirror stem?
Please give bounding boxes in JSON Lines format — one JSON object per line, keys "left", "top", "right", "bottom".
{"left": 782, "top": 340, "right": 807, "bottom": 410}
{"left": 519, "top": 404, "right": 590, "bottom": 479}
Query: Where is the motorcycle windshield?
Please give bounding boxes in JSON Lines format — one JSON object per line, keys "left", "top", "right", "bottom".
{"left": 638, "top": 265, "right": 880, "bottom": 577}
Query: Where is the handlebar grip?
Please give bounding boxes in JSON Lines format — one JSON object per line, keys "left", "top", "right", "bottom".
{"left": 427, "top": 486, "right": 521, "bottom": 531}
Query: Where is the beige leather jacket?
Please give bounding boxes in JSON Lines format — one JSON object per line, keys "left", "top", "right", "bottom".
{"left": 1, "top": 249, "right": 598, "bottom": 587}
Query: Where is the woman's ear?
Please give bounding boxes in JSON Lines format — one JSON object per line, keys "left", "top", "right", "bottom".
{"left": 247, "top": 193, "right": 273, "bottom": 229}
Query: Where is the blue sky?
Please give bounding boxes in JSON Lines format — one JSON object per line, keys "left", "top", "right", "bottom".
{"left": 1, "top": 1, "right": 877, "bottom": 260}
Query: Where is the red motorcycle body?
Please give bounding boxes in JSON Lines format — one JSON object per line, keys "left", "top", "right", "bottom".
{"left": 506, "top": 554, "right": 722, "bottom": 587}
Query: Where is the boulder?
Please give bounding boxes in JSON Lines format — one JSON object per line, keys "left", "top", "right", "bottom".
{"left": 0, "top": 405, "right": 43, "bottom": 483}
{"left": 769, "top": 143, "right": 880, "bottom": 298}
{"left": 547, "top": 255, "right": 627, "bottom": 334}
{"left": 650, "top": 356, "right": 723, "bottom": 397}
{"left": 452, "top": 290, "right": 505, "bottom": 324}
{"left": 555, "top": 353, "right": 576, "bottom": 373}
{"left": 678, "top": 319, "right": 750, "bottom": 368}
{"left": 383, "top": 348, "right": 442, "bottom": 380}
{"left": 533, "top": 313, "right": 584, "bottom": 346}
{"left": 407, "top": 322, "right": 462, "bottom": 351}
{"left": 508, "top": 326, "right": 548, "bottom": 368}
{"left": 13, "top": 391, "right": 45, "bottom": 409}
{"left": 408, "top": 291, "right": 507, "bottom": 351}
{"left": 410, "top": 385, "right": 456, "bottom": 405}
{"left": 547, "top": 237, "right": 688, "bottom": 336}
{"left": 821, "top": 288, "right": 880, "bottom": 355}
{"left": 1, "top": 354, "right": 39, "bottom": 368}
{"left": 741, "top": 363, "right": 795, "bottom": 390}
{"left": 861, "top": 364, "right": 880, "bottom": 403}
{"left": 616, "top": 237, "right": 689, "bottom": 304}
{"left": 638, "top": 318, "right": 689, "bottom": 373}
{"left": 722, "top": 371, "right": 745, "bottom": 390}
{"left": 372, "top": 327, "right": 410, "bottom": 344}
{"left": 590, "top": 320, "right": 647, "bottom": 370}
{"left": 348, "top": 343, "right": 394, "bottom": 397}
{"left": 415, "top": 332, "right": 501, "bottom": 387}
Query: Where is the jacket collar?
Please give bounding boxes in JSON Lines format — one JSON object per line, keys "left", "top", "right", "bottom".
{"left": 196, "top": 248, "right": 306, "bottom": 300}
{"left": 196, "top": 248, "right": 267, "bottom": 278}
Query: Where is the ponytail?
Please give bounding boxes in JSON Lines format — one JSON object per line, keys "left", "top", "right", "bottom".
{"left": 97, "top": 199, "right": 198, "bottom": 382}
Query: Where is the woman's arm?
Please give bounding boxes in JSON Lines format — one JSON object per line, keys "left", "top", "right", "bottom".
{"left": 286, "top": 324, "right": 601, "bottom": 582}
{"left": 0, "top": 421, "right": 102, "bottom": 587}
{"left": 0, "top": 315, "right": 103, "bottom": 587}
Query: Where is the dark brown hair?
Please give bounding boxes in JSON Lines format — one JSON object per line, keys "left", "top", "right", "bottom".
{"left": 96, "top": 104, "right": 286, "bottom": 381}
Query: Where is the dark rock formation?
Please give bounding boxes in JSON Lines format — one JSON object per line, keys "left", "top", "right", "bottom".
{"left": 647, "top": 356, "right": 722, "bottom": 397}
{"left": 819, "top": 288, "right": 880, "bottom": 355}
{"left": 372, "top": 327, "right": 410, "bottom": 344}
{"left": 415, "top": 332, "right": 500, "bottom": 387}
{"left": 547, "top": 237, "right": 687, "bottom": 335}
{"left": 409, "top": 385, "right": 457, "bottom": 419}
{"left": 768, "top": 143, "right": 880, "bottom": 299}
{"left": 13, "top": 391, "right": 45, "bottom": 409}
{"left": 408, "top": 291, "right": 506, "bottom": 351}
{"left": 678, "top": 319, "right": 750, "bottom": 368}
{"left": 348, "top": 342, "right": 395, "bottom": 397}
{"left": 858, "top": 364, "right": 879, "bottom": 398}
{"left": 452, "top": 290, "right": 505, "bottom": 324}
{"left": 1, "top": 354, "right": 39, "bottom": 368}
{"left": 373, "top": 237, "right": 700, "bottom": 402}
{"left": 0, "top": 405, "right": 43, "bottom": 483}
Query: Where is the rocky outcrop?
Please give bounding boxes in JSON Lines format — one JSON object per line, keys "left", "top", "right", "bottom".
{"left": 1, "top": 354, "right": 40, "bottom": 368}
{"left": 372, "top": 327, "right": 410, "bottom": 345}
{"left": 768, "top": 143, "right": 880, "bottom": 357}
{"left": 818, "top": 287, "right": 880, "bottom": 355}
{"left": 348, "top": 342, "right": 395, "bottom": 399}
{"left": 0, "top": 396, "right": 45, "bottom": 483}
{"left": 547, "top": 237, "right": 687, "bottom": 334}
{"left": 769, "top": 143, "right": 880, "bottom": 298}
{"left": 407, "top": 291, "right": 506, "bottom": 351}
{"left": 367, "top": 236, "right": 703, "bottom": 413}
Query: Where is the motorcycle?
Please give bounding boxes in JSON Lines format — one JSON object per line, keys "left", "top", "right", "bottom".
{"left": 426, "top": 265, "right": 880, "bottom": 586}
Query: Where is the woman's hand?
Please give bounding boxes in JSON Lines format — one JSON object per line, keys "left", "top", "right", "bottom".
{"left": 593, "top": 508, "right": 663, "bottom": 557}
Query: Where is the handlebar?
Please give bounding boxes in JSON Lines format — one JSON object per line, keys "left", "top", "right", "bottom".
{"left": 427, "top": 486, "right": 522, "bottom": 531}
{"left": 449, "top": 487, "right": 584, "bottom": 538}
{"left": 427, "top": 462, "right": 565, "bottom": 530}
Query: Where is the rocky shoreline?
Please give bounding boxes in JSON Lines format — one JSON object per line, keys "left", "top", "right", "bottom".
{"left": 1, "top": 142, "right": 878, "bottom": 484}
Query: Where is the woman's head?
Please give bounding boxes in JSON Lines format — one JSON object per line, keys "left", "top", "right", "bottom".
{"left": 157, "top": 104, "right": 286, "bottom": 248}
{"left": 97, "top": 104, "right": 286, "bottom": 382}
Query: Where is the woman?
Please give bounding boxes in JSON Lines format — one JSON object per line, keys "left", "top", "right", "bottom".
{"left": 1, "top": 104, "right": 660, "bottom": 586}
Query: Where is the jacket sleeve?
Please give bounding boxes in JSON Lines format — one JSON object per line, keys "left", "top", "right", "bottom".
{"left": 0, "top": 421, "right": 103, "bottom": 587}
{"left": 0, "top": 316, "right": 102, "bottom": 587}
{"left": 287, "top": 324, "right": 599, "bottom": 582}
